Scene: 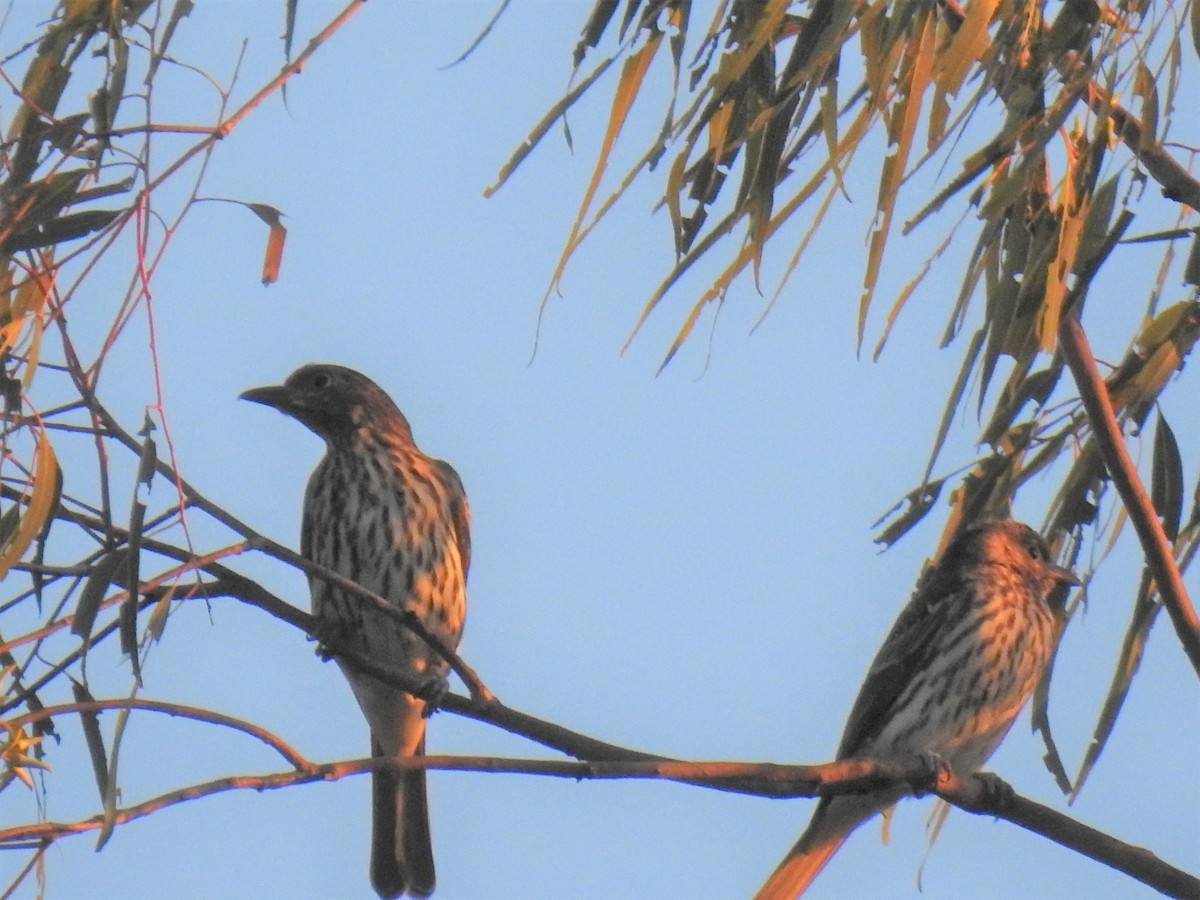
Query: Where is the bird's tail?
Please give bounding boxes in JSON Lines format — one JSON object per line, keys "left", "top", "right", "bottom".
{"left": 753, "top": 830, "right": 848, "bottom": 900}
{"left": 370, "top": 736, "right": 435, "bottom": 899}
{"left": 754, "top": 791, "right": 893, "bottom": 900}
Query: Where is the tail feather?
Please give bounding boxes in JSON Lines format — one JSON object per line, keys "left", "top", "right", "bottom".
{"left": 369, "top": 737, "right": 435, "bottom": 899}
{"left": 755, "top": 791, "right": 898, "bottom": 899}
{"left": 400, "top": 749, "right": 435, "bottom": 898}
{"left": 753, "top": 831, "right": 848, "bottom": 900}
{"left": 371, "top": 761, "right": 406, "bottom": 899}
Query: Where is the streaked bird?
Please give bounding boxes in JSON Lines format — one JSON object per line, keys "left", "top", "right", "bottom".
{"left": 241, "top": 364, "right": 470, "bottom": 899}
{"left": 756, "top": 519, "right": 1076, "bottom": 899}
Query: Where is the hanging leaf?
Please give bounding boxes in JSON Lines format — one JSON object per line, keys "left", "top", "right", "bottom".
{"left": 873, "top": 479, "right": 945, "bottom": 547}
{"left": 1069, "top": 576, "right": 1160, "bottom": 803}
{"left": 246, "top": 203, "right": 288, "bottom": 286}
{"left": 71, "top": 680, "right": 110, "bottom": 799}
{"left": 860, "top": 11, "right": 937, "bottom": 349}
{"left": 0, "top": 432, "right": 60, "bottom": 580}
{"left": 1032, "top": 635, "right": 1075, "bottom": 795}
{"left": 933, "top": 0, "right": 1001, "bottom": 97}
{"left": 1132, "top": 63, "right": 1159, "bottom": 151}
{"left": 72, "top": 549, "right": 129, "bottom": 643}
{"left": 1150, "top": 413, "right": 1184, "bottom": 542}
{"left": 545, "top": 31, "right": 664, "bottom": 301}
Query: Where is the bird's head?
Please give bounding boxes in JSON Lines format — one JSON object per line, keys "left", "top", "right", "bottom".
{"left": 955, "top": 519, "right": 1079, "bottom": 598}
{"left": 239, "top": 363, "right": 411, "bottom": 444}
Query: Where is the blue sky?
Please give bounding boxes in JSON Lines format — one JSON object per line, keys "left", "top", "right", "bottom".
{"left": 0, "top": 3, "right": 1196, "bottom": 898}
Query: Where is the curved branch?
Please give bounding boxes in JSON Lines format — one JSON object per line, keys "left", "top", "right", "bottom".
{"left": 9, "top": 698, "right": 312, "bottom": 771}
{"left": 936, "top": 768, "right": 1198, "bottom": 899}
{"left": 0, "top": 746, "right": 1192, "bottom": 897}
{"left": 1059, "top": 318, "right": 1200, "bottom": 677}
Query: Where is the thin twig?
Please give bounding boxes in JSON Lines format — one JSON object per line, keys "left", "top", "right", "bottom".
{"left": 9, "top": 698, "right": 312, "bottom": 771}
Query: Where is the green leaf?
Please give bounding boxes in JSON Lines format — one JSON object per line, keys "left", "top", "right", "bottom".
{"left": 1069, "top": 579, "right": 1160, "bottom": 804}
{"left": 72, "top": 549, "right": 128, "bottom": 642}
{"left": 71, "top": 680, "right": 110, "bottom": 799}
{"left": 1150, "top": 413, "right": 1183, "bottom": 542}
{"left": 873, "top": 479, "right": 944, "bottom": 547}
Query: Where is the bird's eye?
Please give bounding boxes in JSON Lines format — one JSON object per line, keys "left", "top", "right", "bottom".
{"left": 1027, "top": 542, "right": 1042, "bottom": 561}
{"left": 310, "top": 372, "right": 332, "bottom": 389}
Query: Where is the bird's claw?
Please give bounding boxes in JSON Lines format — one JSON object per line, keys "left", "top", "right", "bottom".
{"left": 974, "top": 771, "right": 1015, "bottom": 811}
{"left": 416, "top": 672, "right": 451, "bottom": 718}
{"left": 912, "top": 750, "right": 951, "bottom": 797}
{"left": 310, "top": 617, "right": 348, "bottom": 662}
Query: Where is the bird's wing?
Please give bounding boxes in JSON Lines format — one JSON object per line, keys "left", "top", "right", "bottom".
{"left": 835, "top": 564, "right": 968, "bottom": 759}
{"left": 434, "top": 459, "right": 472, "bottom": 578}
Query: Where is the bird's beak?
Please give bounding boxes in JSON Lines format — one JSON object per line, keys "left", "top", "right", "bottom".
{"left": 1051, "top": 561, "right": 1080, "bottom": 587}
{"left": 239, "top": 384, "right": 291, "bottom": 411}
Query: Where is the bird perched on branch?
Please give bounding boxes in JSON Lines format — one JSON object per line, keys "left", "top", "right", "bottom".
{"left": 241, "top": 364, "right": 470, "bottom": 899}
{"left": 755, "top": 519, "right": 1076, "bottom": 899}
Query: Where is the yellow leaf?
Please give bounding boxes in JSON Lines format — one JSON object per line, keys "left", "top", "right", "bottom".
{"left": 1041, "top": 199, "right": 1087, "bottom": 351}
{"left": 0, "top": 429, "right": 59, "bottom": 580}
{"left": 934, "top": 0, "right": 1001, "bottom": 97}
{"left": 22, "top": 314, "right": 43, "bottom": 389}
{"left": 707, "top": 100, "right": 735, "bottom": 164}
{"left": 0, "top": 267, "right": 53, "bottom": 359}
{"left": 545, "top": 32, "right": 663, "bottom": 299}
{"left": 1132, "top": 63, "right": 1158, "bottom": 152}
{"left": 628, "top": 99, "right": 877, "bottom": 360}
{"left": 665, "top": 151, "right": 688, "bottom": 252}
{"left": 1135, "top": 300, "right": 1191, "bottom": 349}
{"left": 711, "top": 0, "right": 789, "bottom": 94}
{"left": 861, "top": 12, "right": 937, "bottom": 348}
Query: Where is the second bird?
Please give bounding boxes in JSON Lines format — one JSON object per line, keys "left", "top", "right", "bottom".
{"left": 755, "top": 519, "right": 1076, "bottom": 899}
{"left": 241, "top": 364, "right": 470, "bottom": 900}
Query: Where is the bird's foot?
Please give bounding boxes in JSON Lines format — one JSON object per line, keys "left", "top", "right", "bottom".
{"left": 415, "top": 672, "right": 451, "bottom": 718}
{"left": 309, "top": 617, "right": 349, "bottom": 662}
{"left": 973, "top": 770, "right": 1015, "bottom": 812}
{"left": 912, "top": 750, "right": 951, "bottom": 797}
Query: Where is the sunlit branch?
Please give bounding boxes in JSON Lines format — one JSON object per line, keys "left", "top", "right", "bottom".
{"left": 0, "top": 736, "right": 1192, "bottom": 898}
{"left": 1058, "top": 318, "right": 1200, "bottom": 677}
{"left": 10, "top": 698, "right": 311, "bottom": 770}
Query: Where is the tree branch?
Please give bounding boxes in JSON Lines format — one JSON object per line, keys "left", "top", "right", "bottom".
{"left": 1058, "top": 318, "right": 1200, "bottom": 677}
{"left": 937, "top": 768, "right": 1198, "bottom": 899}
{"left": 2, "top": 723, "right": 1194, "bottom": 898}
{"left": 11, "top": 698, "right": 313, "bottom": 771}
{"left": 1087, "top": 83, "right": 1200, "bottom": 211}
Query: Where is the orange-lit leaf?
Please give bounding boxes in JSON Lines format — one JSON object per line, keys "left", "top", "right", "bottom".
{"left": 1133, "top": 63, "right": 1159, "bottom": 151}
{"left": 546, "top": 32, "right": 663, "bottom": 300}
{"left": 707, "top": 100, "right": 734, "bottom": 163}
{"left": 0, "top": 430, "right": 59, "bottom": 580}
{"left": 861, "top": 12, "right": 936, "bottom": 348}
{"left": 245, "top": 203, "right": 287, "bottom": 285}
{"left": 486, "top": 56, "right": 614, "bottom": 198}
{"left": 934, "top": 0, "right": 1000, "bottom": 97}
{"left": 1041, "top": 202, "right": 1085, "bottom": 352}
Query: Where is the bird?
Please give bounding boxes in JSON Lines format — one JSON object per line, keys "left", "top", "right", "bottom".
{"left": 755, "top": 518, "right": 1077, "bottom": 899}
{"left": 241, "top": 363, "right": 470, "bottom": 899}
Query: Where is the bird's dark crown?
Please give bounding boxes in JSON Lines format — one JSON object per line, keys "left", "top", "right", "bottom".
{"left": 239, "top": 363, "right": 412, "bottom": 442}
{"left": 948, "top": 519, "right": 1077, "bottom": 593}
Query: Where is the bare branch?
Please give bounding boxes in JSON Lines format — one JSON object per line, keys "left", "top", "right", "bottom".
{"left": 0, "top": 738, "right": 1192, "bottom": 898}
{"left": 1058, "top": 318, "right": 1200, "bottom": 677}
